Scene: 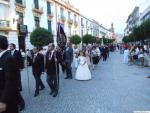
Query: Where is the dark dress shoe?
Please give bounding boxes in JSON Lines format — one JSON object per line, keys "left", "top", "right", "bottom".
{"left": 19, "top": 101, "right": 25, "bottom": 111}
{"left": 53, "top": 92, "right": 58, "bottom": 97}
{"left": 40, "top": 86, "right": 45, "bottom": 90}
{"left": 147, "top": 76, "right": 150, "bottom": 78}
{"left": 49, "top": 91, "right": 54, "bottom": 95}
{"left": 70, "top": 76, "right": 73, "bottom": 79}
{"left": 34, "top": 91, "right": 39, "bottom": 97}
{"left": 65, "top": 77, "right": 69, "bottom": 79}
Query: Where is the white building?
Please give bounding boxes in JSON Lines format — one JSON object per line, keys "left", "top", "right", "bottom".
{"left": 79, "top": 15, "right": 113, "bottom": 39}
{"left": 140, "top": 5, "right": 150, "bottom": 23}
{"left": 0, "top": 0, "right": 80, "bottom": 50}
{"left": 91, "top": 19, "right": 99, "bottom": 37}
{"left": 124, "top": 6, "right": 140, "bottom": 36}
{"left": 80, "top": 15, "right": 93, "bottom": 37}
{"left": 0, "top": 0, "right": 113, "bottom": 50}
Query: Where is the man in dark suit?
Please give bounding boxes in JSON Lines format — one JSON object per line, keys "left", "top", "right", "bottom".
{"left": 9, "top": 43, "right": 25, "bottom": 111}
{"left": 0, "top": 35, "right": 19, "bottom": 113}
{"left": 32, "top": 47, "right": 45, "bottom": 97}
{"left": 9, "top": 43, "right": 24, "bottom": 90}
{"left": 45, "top": 43, "right": 59, "bottom": 97}
{"left": 103, "top": 46, "right": 109, "bottom": 61}
{"left": 64, "top": 43, "right": 73, "bottom": 79}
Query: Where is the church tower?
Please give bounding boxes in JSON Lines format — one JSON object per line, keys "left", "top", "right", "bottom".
{"left": 110, "top": 23, "right": 115, "bottom": 33}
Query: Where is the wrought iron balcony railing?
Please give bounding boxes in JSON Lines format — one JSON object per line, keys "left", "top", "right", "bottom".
{"left": 32, "top": 3, "right": 43, "bottom": 14}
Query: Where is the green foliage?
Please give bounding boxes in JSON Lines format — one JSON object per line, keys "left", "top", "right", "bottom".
{"left": 122, "top": 36, "right": 130, "bottom": 43}
{"left": 96, "top": 38, "right": 101, "bottom": 44}
{"left": 123, "top": 19, "right": 150, "bottom": 43}
{"left": 132, "top": 26, "right": 144, "bottom": 41}
{"left": 82, "top": 34, "right": 95, "bottom": 44}
{"left": 70, "top": 35, "right": 81, "bottom": 45}
{"left": 30, "top": 28, "right": 53, "bottom": 47}
{"left": 92, "top": 36, "right": 97, "bottom": 43}
{"left": 141, "top": 19, "right": 150, "bottom": 39}
{"left": 122, "top": 34, "right": 134, "bottom": 43}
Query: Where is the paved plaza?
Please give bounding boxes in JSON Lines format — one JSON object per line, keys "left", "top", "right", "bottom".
{"left": 21, "top": 52, "right": 150, "bottom": 113}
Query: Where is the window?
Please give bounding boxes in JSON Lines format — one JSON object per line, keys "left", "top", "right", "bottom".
{"left": 74, "top": 15, "right": 76, "bottom": 22}
{"left": 47, "top": 2, "right": 51, "bottom": 14}
{"left": 60, "top": 8, "right": 64, "bottom": 17}
{"left": 81, "top": 30, "right": 83, "bottom": 36}
{"left": 81, "top": 18, "right": 83, "bottom": 26}
{"left": 86, "top": 20, "right": 88, "bottom": 27}
{"left": 34, "top": 17, "right": 40, "bottom": 28}
{"left": 68, "top": 12, "right": 71, "bottom": 19}
{"left": 16, "top": 0, "right": 22, "bottom": 4}
{"left": 34, "top": 0, "right": 39, "bottom": 9}
{"left": 48, "top": 20, "right": 52, "bottom": 32}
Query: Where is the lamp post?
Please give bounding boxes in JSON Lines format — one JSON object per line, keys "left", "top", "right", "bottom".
{"left": 81, "top": 26, "right": 84, "bottom": 49}
{"left": 14, "top": 13, "right": 28, "bottom": 52}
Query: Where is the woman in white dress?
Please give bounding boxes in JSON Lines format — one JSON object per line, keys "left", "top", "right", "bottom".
{"left": 123, "top": 47, "right": 129, "bottom": 64}
{"left": 85, "top": 48, "right": 91, "bottom": 67}
{"left": 75, "top": 51, "right": 92, "bottom": 81}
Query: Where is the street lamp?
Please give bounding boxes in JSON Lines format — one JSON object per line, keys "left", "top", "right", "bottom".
{"left": 81, "top": 26, "right": 84, "bottom": 49}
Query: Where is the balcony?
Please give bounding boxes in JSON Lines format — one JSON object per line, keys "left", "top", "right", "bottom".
{"left": 3, "top": 0, "right": 10, "bottom": 1}
{"left": 0, "top": 20, "right": 12, "bottom": 31}
{"left": 47, "top": 12, "right": 54, "bottom": 20}
{"left": 60, "top": 15, "right": 66, "bottom": 24}
{"left": 0, "top": 0, "right": 9, "bottom": 6}
{"left": 68, "top": 18, "right": 73, "bottom": 25}
{"left": 32, "top": 4, "right": 43, "bottom": 14}
{"left": 15, "top": 0, "right": 26, "bottom": 8}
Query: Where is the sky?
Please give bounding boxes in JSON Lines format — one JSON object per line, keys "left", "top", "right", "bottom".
{"left": 70, "top": 0, "right": 150, "bottom": 34}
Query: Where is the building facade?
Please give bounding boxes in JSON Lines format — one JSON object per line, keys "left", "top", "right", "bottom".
{"left": 124, "top": 5, "right": 150, "bottom": 36}
{"left": 0, "top": 0, "right": 114, "bottom": 50}
{"left": 91, "top": 20, "right": 99, "bottom": 37}
{"left": 140, "top": 5, "right": 150, "bottom": 23}
{"left": 0, "top": 0, "right": 80, "bottom": 50}
{"left": 124, "top": 7, "right": 140, "bottom": 36}
{"left": 79, "top": 16, "right": 113, "bottom": 39}
{"left": 80, "top": 15, "right": 93, "bottom": 37}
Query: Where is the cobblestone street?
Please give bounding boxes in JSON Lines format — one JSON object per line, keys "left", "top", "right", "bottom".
{"left": 21, "top": 52, "right": 150, "bottom": 113}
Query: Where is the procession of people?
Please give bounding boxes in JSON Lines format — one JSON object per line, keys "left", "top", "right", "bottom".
{"left": 0, "top": 33, "right": 115, "bottom": 113}
{"left": 121, "top": 43, "right": 150, "bottom": 69}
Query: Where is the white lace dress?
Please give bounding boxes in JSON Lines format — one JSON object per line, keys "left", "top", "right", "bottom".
{"left": 75, "top": 56, "right": 92, "bottom": 81}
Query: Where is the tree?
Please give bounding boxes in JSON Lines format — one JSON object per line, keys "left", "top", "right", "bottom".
{"left": 82, "top": 34, "right": 95, "bottom": 45}
{"left": 132, "top": 26, "right": 144, "bottom": 41}
{"left": 122, "top": 36, "right": 130, "bottom": 43}
{"left": 92, "top": 36, "right": 97, "bottom": 44}
{"left": 142, "top": 19, "right": 150, "bottom": 39}
{"left": 107, "top": 39, "right": 115, "bottom": 44}
{"left": 70, "top": 35, "right": 81, "bottom": 45}
{"left": 30, "top": 28, "right": 53, "bottom": 47}
{"left": 96, "top": 38, "right": 101, "bottom": 44}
